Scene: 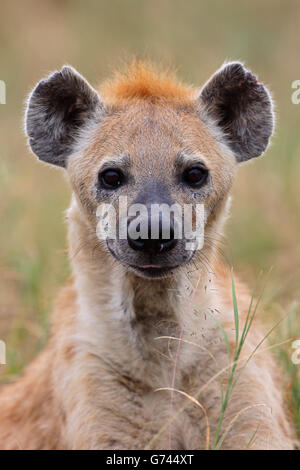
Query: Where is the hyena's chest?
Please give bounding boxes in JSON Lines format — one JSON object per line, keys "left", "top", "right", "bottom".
{"left": 106, "top": 355, "right": 223, "bottom": 450}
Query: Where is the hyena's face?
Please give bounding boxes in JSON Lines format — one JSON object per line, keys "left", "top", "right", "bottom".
{"left": 68, "top": 101, "right": 237, "bottom": 278}
{"left": 25, "top": 63, "right": 274, "bottom": 278}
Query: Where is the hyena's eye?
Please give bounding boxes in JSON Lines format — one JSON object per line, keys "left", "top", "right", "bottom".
{"left": 99, "top": 169, "right": 124, "bottom": 189}
{"left": 182, "top": 166, "right": 208, "bottom": 188}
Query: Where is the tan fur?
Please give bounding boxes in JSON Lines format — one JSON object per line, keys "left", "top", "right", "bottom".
{"left": 0, "top": 63, "right": 297, "bottom": 449}
{"left": 100, "top": 61, "right": 195, "bottom": 105}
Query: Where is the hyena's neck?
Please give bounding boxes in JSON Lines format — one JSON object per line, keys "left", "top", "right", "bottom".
{"left": 68, "top": 202, "right": 216, "bottom": 384}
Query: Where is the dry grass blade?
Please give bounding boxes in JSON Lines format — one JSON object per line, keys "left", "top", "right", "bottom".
{"left": 156, "top": 387, "right": 210, "bottom": 450}
{"left": 146, "top": 327, "right": 290, "bottom": 449}
{"left": 155, "top": 335, "right": 219, "bottom": 366}
{"left": 215, "top": 404, "right": 269, "bottom": 450}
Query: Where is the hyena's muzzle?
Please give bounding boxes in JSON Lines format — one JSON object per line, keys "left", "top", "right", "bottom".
{"left": 105, "top": 181, "right": 200, "bottom": 278}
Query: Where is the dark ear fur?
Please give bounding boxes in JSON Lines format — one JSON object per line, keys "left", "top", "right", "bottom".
{"left": 25, "top": 66, "right": 103, "bottom": 167}
{"left": 200, "top": 62, "right": 274, "bottom": 162}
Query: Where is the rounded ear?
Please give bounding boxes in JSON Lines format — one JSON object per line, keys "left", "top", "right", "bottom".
{"left": 199, "top": 62, "right": 274, "bottom": 162}
{"left": 25, "top": 66, "right": 104, "bottom": 167}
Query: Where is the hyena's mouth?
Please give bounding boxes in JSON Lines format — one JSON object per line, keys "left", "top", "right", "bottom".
{"left": 106, "top": 239, "right": 188, "bottom": 278}
{"left": 128, "top": 264, "right": 180, "bottom": 278}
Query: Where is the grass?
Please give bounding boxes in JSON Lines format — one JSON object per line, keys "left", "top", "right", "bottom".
{"left": 152, "top": 274, "right": 299, "bottom": 449}
{"left": 211, "top": 273, "right": 294, "bottom": 448}
{"left": 211, "top": 272, "right": 257, "bottom": 449}
{"left": 278, "top": 306, "right": 300, "bottom": 439}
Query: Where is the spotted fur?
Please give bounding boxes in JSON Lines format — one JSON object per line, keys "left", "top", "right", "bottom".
{"left": 0, "top": 62, "right": 296, "bottom": 450}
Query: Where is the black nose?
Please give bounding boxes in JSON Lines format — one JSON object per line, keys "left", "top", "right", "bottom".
{"left": 127, "top": 218, "right": 177, "bottom": 254}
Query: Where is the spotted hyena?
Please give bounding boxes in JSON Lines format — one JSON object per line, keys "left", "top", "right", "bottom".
{"left": 0, "top": 61, "right": 296, "bottom": 449}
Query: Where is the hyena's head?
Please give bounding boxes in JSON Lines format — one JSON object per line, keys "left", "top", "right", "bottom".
{"left": 25, "top": 62, "right": 273, "bottom": 279}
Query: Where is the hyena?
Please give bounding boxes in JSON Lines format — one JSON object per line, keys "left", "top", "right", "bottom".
{"left": 0, "top": 61, "right": 297, "bottom": 449}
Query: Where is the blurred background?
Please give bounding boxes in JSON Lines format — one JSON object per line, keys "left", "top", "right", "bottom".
{"left": 0, "top": 0, "right": 299, "bottom": 433}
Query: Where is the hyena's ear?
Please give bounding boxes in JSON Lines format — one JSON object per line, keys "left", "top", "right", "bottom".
{"left": 25, "top": 66, "right": 103, "bottom": 167}
{"left": 199, "top": 62, "right": 274, "bottom": 162}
